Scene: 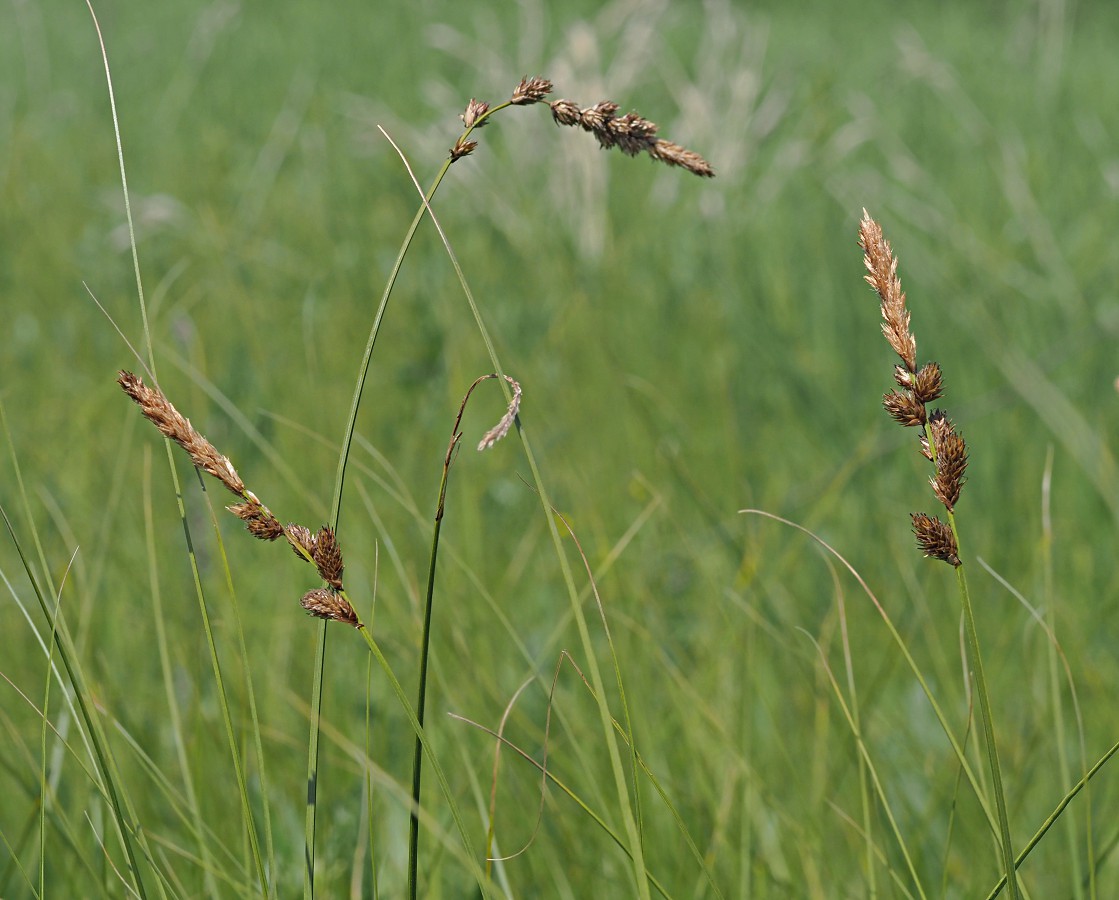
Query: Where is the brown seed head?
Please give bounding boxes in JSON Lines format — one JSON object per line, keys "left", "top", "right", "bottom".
{"left": 911, "top": 512, "right": 961, "bottom": 566}
{"left": 883, "top": 390, "right": 927, "bottom": 427}
{"left": 450, "top": 136, "right": 478, "bottom": 161}
{"left": 510, "top": 76, "right": 553, "bottom": 105}
{"left": 912, "top": 362, "right": 944, "bottom": 404}
{"left": 311, "top": 526, "right": 344, "bottom": 590}
{"left": 550, "top": 99, "right": 581, "bottom": 126}
{"left": 300, "top": 588, "right": 360, "bottom": 628}
{"left": 118, "top": 371, "right": 246, "bottom": 496}
{"left": 228, "top": 500, "right": 284, "bottom": 541}
{"left": 287, "top": 524, "right": 316, "bottom": 561}
{"left": 649, "top": 139, "right": 715, "bottom": 177}
{"left": 928, "top": 414, "right": 968, "bottom": 511}
{"left": 549, "top": 97, "right": 714, "bottom": 177}
{"left": 461, "top": 98, "right": 490, "bottom": 129}
{"left": 858, "top": 211, "right": 916, "bottom": 373}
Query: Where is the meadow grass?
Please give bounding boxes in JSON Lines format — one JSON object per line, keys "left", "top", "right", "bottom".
{"left": 3, "top": 0, "right": 1119, "bottom": 896}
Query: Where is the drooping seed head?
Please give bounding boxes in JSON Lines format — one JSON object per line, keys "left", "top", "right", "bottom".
{"left": 477, "top": 377, "right": 522, "bottom": 451}
{"left": 548, "top": 97, "right": 714, "bottom": 177}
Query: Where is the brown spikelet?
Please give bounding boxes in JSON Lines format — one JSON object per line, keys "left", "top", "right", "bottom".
{"left": 858, "top": 211, "right": 916, "bottom": 374}
{"left": 118, "top": 371, "right": 245, "bottom": 496}
{"left": 548, "top": 97, "right": 714, "bottom": 178}
{"left": 287, "top": 524, "right": 316, "bottom": 560}
{"left": 228, "top": 500, "right": 284, "bottom": 541}
{"left": 461, "top": 98, "right": 490, "bottom": 129}
{"left": 911, "top": 513, "right": 961, "bottom": 567}
{"left": 300, "top": 588, "right": 361, "bottom": 628}
{"left": 928, "top": 414, "right": 968, "bottom": 511}
{"left": 510, "top": 76, "right": 553, "bottom": 105}
{"left": 311, "top": 526, "right": 344, "bottom": 590}
{"left": 549, "top": 98, "right": 580, "bottom": 127}
{"left": 883, "top": 390, "right": 927, "bottom": 427}
{"left": 648, "top": 139, "right": 716, "bottom": 178}
{"left": 912, "top": 362, "right": 944, "bottom": 404}
{"left": 450, "top": 136, "right": 479, "bottom": 161}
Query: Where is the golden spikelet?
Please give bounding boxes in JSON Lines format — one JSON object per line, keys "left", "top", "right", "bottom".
{"left": 118, "top": 371, "right": 245, "bottom": 496}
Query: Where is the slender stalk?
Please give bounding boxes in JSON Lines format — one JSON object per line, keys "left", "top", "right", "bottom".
{"left": 383, "top": 122, "right": 651, "bottom": 897}
{"left": 949, "top": 524, "right": 1019, "bottom": 900}
{"left": 407, "top": 432, "right": 456, "bottom": 900}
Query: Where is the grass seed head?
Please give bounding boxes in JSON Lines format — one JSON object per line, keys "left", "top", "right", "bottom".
{"left": 300, "top": 588, "right": 360, "bottom": 628}
{"left": 548, "top": 96, "right": 714, "bottom": 177}
{"left": 461, "top": 98, "right": 490, "bottom": 128}
{"left": 287, "top": 524, "right": 316, "bottom": 560}
{"left": 929, "top": 413, "right": 968, "bottom": 511}
{"left": 911, "top": 512, "right": 961, "bottom": 567}
{"left": 229, "top": 500, "right": 284, "bottom": 541}
{"left": 858, "top": 210, "right": 915, "bottom": 373}
{"left": 311, "top": 525, "right": 344, "bottom": 590}
{"left": 883, "top": 390, "right": 927, "bottom": 427}
{"left": 450, "top": 136, "right": 478, "bottom": 161}
{"left": 510, "top": 75, "right": 553, "bottom": 105}
{"left": 118, "top": 370, "right": 246, "bottom": 496}
{"left": 912, "top": 362, "right": 944, "bottom": 404}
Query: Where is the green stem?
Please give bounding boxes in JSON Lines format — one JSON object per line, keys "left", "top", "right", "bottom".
{"left": 949, "top": 514, "right": 1019, "bottom": 900}
{"left": 408, "top": 443, "right": 454, "bottom": 899}
{"left": 314, "top": 107, "right": 507, "bottom": 895}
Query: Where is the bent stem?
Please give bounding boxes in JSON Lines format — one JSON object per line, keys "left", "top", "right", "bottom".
{"left": 408, "top": 375, "right": 511, "bottom": 899}
{"left": 306, "top": 110, "right": 492, "bottom": 898}
{"left": 382, "top": 112, "right": 652, "bottom": 894}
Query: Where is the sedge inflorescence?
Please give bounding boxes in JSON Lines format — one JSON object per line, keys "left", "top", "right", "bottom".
{"left": 857, "top": 211, "right": 968, "bottom": 567}
{"left": 450, "top": 75, "right": 714, "bottom": 178}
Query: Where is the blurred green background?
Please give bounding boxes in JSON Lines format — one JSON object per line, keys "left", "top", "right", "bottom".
{"left": 3, "top": 0, "right": 1119, "bottom": 895}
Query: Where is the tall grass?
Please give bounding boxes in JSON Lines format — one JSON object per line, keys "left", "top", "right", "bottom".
{"left": 3, "top": 0, "right": 1119, "bottom": 896}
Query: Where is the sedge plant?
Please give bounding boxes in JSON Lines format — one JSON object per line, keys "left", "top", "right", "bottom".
{"left": 858, "top": 210, "right": 1020, "bottom": 899}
